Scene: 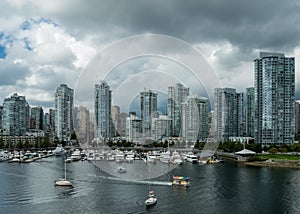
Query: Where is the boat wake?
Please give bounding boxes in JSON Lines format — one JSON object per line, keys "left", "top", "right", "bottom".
{"left": 91, "top": 174, "right": 172, "bottom": 186}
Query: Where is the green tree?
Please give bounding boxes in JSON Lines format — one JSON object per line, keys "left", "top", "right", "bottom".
{"left": 70, "top": 131, "right": 77, "bottom": 140}
{"left": 268, "top": 147, "right": 278, "bottom": 154}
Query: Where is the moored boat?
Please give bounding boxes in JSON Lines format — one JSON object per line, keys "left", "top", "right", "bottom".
{"left": 53, "top": 144, "right": 67, "bottom": 156}
{"left": 186, "top": 152, "right": 198, "bottom": 164}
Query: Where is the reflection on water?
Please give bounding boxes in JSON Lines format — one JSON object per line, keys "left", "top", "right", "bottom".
{"left": 0, "top": 156, "right": 300, "bottom": 213}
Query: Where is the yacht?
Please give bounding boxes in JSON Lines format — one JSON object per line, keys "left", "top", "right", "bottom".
{"left": 125, "top": 153, "right": 134, "bottom": 163}
{"left": 171, "top": 151, "right": 183, "bottom": 165}
{"left": 70, "top": 149, "right": 81, "bottom": 161}
{"left": 159, "top": 151, "right": 171, "bottom": 164}
{"left": 115, "top": 151, "right": 125, "bottom": 163}
{"left": 186, "top": 152, "right": 198, "bottom": 164}
{"left": 53, "top": 144, "right": 66, "bottom": 156}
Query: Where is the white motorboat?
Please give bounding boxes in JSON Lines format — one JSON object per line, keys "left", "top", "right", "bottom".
{"left": 55, "top": 161, "right": 73, "bottom": 187}
{"left": 125, "top": 154, "right": 134, "bottom": 163}
{"left": 159, "top": 151, "right": 171, "bottom": 164}
{"left": 171, "top": 151, "right": 183, "bottom": 165}
{"left": 115, "top": 151, "right": 125, "bottom": 163}
{"left": 53, "top": 144, "right": 66, "bottom": 156}
{"left": 146, "top": 153, "right": 156, "bottom": 163}
{"left": 145, "top": 191, "right": 157, "bottom": 207}
{"left": 186, "top": 152, "right": 198, "bottom": 164}
{"left": 70, "top": 149, "right": 81, "bottom": 161}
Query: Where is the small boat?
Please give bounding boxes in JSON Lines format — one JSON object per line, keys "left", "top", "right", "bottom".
{"left": 172, "top": 176, "right": 191, "bottom": 187}
{"left": 55, "top": 161, "right": 73, "bottom": 187}
{"left": 145, "top": 191, "right": 157, "bottom": 207}
{"left": 117, "top": 167, "right": 126, "bottom": 174}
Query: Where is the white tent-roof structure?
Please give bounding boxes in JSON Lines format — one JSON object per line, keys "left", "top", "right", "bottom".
{"left": 235, "top": 149, "right": 256, "bottom": 156}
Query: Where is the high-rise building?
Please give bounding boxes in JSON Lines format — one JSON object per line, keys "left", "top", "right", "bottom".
{"left": 118, "top": 112, "right": 128, "bottom": 137}
{"left": 31, "top": 107, "right": 44, "bottom": 130}
{"left": 295, "top": 101, "right": 300, "bottom": 139}
{"left": 214, "top": 88, "right": 244, "bottom": 142}
{"left": 55, "top": 84, "right": 74, "bottom": 141}
{"left": 140, "top": 89, "right": 157, "bottom": 136}
{"left": 94, "top": 81, "right": 113, "bottom": 139}
{"left": 74, "top": 106, "right": 90, "bottom": 144}
{"left": 126, "top": 113, "right": 142, "bottom": 142}
{"left": 151, "top": 115, "right": 171, "bottom": 141}
{"left": 208, "top": 111, "right": 215, "bottom": 137}
{"left": 246, "top": 87, "right": 255, "bottom": 137}
{"left": 112, "top": 105, "right": 120, "bottom": 136}
{"left": 0, "top": 105, "right": 3, "bottom": 134}
{"left": 2, "top": 93, "right": 30, "bottom": 136}
{"left": 89, "top": 112, "right": 95, "bottom": 143}
{"left": 254, "top": 52, "right": 295, "bottom": 145}
{"left": 181, "top": 95, "right": 209, "bottom": 142}
{"left": 167, "top": 83, "right": 189, "bottom": 137}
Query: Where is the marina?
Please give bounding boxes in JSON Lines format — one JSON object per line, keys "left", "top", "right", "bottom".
{"left": 1, "top": 154, "right": 300, "bottom": 213}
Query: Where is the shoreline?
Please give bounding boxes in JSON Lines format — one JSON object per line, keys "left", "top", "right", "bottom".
{"left": 241, "top": 159, "right": 300, "bottom": 169}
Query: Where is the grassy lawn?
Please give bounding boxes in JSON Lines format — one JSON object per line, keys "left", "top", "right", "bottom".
{"left": 258, "top": 154, "right": 300, "bottom": 160}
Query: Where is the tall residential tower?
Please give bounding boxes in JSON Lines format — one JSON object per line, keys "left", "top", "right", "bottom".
{"left": 167, "top": 83, "right": 189, "bottom": 137}
{"left": 55, "top": 84, "right": 74, "bottom": 141}
{"left": 94, "top": 81, "right": 113, "bottom": 139}
{"left": 254, "top": 52, "right": 295, "bottom": 145}
{"left": 140, "top": 89, "right": 157, "bottom": 136}
{"left": 214, "top": 88, "right": 244, "bottom": 142}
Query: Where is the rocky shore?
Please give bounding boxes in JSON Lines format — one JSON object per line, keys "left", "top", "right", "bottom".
{"left": 242, "top": 159, "right": 300, "bottom": 169}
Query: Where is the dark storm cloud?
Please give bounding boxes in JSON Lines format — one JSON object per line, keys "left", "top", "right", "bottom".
{"left": 50, "top": 0, "right": 300, "bottom": 53}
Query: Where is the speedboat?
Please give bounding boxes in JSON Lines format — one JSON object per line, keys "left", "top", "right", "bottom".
{"left": 145, "top": 191, "right": 157, "bottom": 207}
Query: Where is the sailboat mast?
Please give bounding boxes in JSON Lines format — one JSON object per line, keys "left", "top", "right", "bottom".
{"left": 64, "top": 161, "right": 67, "bottom": 180}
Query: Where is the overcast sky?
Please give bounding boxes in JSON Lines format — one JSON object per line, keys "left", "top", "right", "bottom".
{"left": 1, "top": 0, "right": 300, "bottom": 113}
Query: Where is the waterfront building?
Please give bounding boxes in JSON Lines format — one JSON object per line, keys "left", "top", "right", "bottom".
{"left": 140, "top": 89, "right": 157, "bottom": 136}
{"left": 2, "top": 93, "right": 30, "bottom": 136}
{"left": 295, "top": 101, "right": 300, "bottom": 139}
{"left": 31, "top": 107, "right": 44, "bottom": 130}
{"left": 89, "top": 112, "right": 95, "bottom": 143}
{"left": 94, "top": 81, "right": 113, "bottom": 139}
{"left": 112, "top": 105, "right": 120, "bottom": 136}
{"left": 214, "top": 88, "right": 244, "bottom": 142}
{"left": 151, "top": 115, "right": 171, "bottom": 141}
{"left": 181, "top": 95, "right": 209, "bottom": 142}
{"left": 0, "top": 105, "right": 3, "bottom": 133}
{"left": 74, "top": 106, "right": 90, "bottom": 144}
{"left": 246, "top": 87, "right": 255, "bottom": 137}
{"left": 55, "top": 84, "right": 74, "bottom": 142}
{"left": 118, "top": 112, "right": 128, "bottom": 137}
{"left": 208, "top": 111, "right": 215, "bottom": 137}
{"left": 167, "top": 83, "right": 189, "bottom": 137}
{"left": 126, "top": 113, "right": 142, "bottom": 142}
{"left": 254, "top": 52, "right": 295, "bottom": 145}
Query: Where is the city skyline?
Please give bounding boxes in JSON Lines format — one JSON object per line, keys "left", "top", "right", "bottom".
{"left": 1, "top": 1, "right": 300, "bottom": 112}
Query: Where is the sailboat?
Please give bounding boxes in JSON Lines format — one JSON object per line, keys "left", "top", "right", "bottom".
{"left": 145, "top": 190, "right": 157, "bottom": 207}
{"left": 55, "top": 160, "right": 73, "bottom": 187}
